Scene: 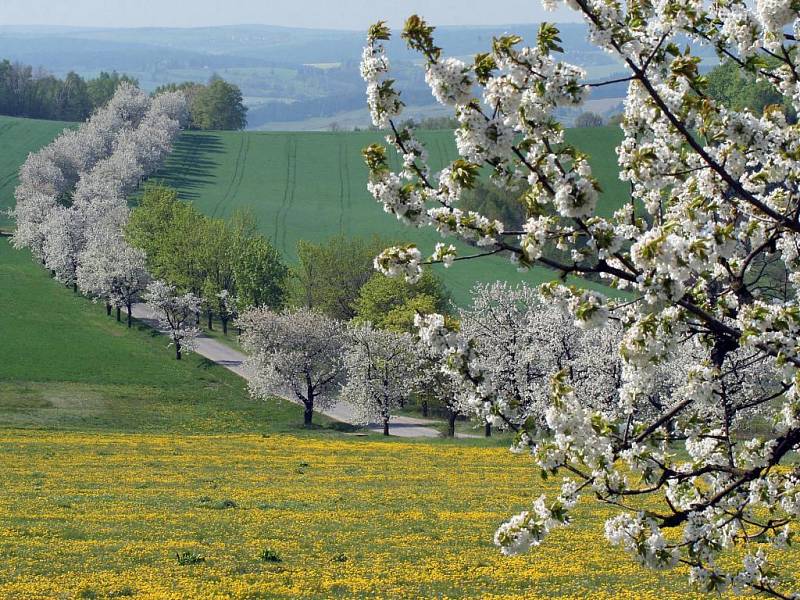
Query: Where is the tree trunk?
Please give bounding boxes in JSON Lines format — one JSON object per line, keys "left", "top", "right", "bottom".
{"left": 485, "top": 422, "right": 492, "bottom": 437}
{"left": 116, "top": 306, "right": 121, "bottom": 322}
{"left": 448, "top": 411, "right": 457, "bottom": 438}
{"left": 422, "top": 399, "right": 429, "bottom": 417}
{"left": 383, "top": 417, "right": 390, "bottom": 436}
{"left": 222, "top": 318, "right": 228, "bottom": 336}
{"left": 207, "top": 311, "right": 213, "bottom": 330}
{"left": 106, "top": 302, "right": 112, "bottom": 316}
{"left": 126, "top": 302, "right": 133, "bottom": 328}
{"left": 72, "top": 282, "right": 77, "bottom": 293}
{"left": 175, "top": 341, "right": 182, "bottom": 360}
{"left": 303, "top": 378, "right": 316, "bottom": 428}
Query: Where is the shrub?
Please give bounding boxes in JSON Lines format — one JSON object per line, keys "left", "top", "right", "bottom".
{"left": 175, "top": 551, "right": 205, "bottom": 565}
{"left": 259, "top": 548, "right": 282, "bottom": 563}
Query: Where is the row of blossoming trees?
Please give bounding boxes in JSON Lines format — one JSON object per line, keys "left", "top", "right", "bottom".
{"left": 360, "top": 1, "right": 800, "bottom": 597}
{"left": 10, "top": 83, "right": 188, "bottom": 328}
{"left": 9, "top": 81, "right": 293, "bottom": 361}
{"left": 235, "top": 280, "right": 640, "bottom": 436}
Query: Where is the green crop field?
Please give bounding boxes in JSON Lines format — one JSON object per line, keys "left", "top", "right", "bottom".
{"left": 153, "top": 126, "right": 626, "bottom": 303}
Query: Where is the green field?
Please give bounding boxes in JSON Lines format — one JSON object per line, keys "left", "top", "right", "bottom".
{"left": 0, "top": 237, "right": 333, "bottom": 434}
{"left": 0, "top": 115, "right": 626, "bottom": 302}
{"left": 0, "top": 115, "right": 74, "bottom": 229}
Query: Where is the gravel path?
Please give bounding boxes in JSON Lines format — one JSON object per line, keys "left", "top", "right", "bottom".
{"left": 130, "top": 304, "right": 459, "bottom": 438}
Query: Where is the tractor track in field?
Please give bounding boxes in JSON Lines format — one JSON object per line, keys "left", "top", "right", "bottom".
{"left": 337, "top": 138, "right": 347, "bottom": 233}
{"left": 274, "top": 137, "right": 297, "bottom": 253}
{"left": 213, "top": 135, "right": 249, "bottom": 218}
{"left": 344, "top": 143, "right": 353, "bottom": 214}
{"left": 0, "top": 171, "right": 17, "bottom": 192}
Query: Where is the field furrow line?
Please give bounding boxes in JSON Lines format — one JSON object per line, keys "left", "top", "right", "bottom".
{"left": 214, "top": 135, "right": 246, "bottom": 218}
{"left": 274, "top": 136, "right": 295, "bottom": 252}
{"left": 280, "top": 137, "right": 297, "bottom": 252}
{"left": 338, "top": 138, "right": 345, "bottom": 233}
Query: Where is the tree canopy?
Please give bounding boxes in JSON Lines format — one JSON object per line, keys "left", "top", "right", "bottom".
{"left": 127, "top": 184, "right": 287, "bottom": 317}
{"left": 291, "top": 235, "right": 391, "bottom": 320}
{"left": 362, "top": 7, "right": 800, "bottom": 597}
{"left": 353, "top": 269, "right": 449, "bottom": 333}
{"left": 0, "top": 60, "right": 139, "bottom": 121}
{"left": 157, "top": 77, "right": 248, "bottom": 130}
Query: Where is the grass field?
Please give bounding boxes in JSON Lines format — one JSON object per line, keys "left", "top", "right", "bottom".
{"left": 0, "top": 116, "right": 74, "bottom": 229}
{"left": 152, "top": 126, "right": 626, "bottom": 303}
{"left": 0, "top": 238, "right": 332, "bottom": 434}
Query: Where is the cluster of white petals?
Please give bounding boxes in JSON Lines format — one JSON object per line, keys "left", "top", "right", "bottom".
{"left": 340, "top": 323, "right": 421, "bottom": 429}
{"left": 362, "top": 5, "right": 800, "bottom": 595}
{"left": 374, "top": 245, "right": 424, "bottom": 282}
{"left": 12, "top": 84, "right": 187, "bottom": 312}
{"left": 238, "top": 307, "right": 347, "bottom": 423}
{"left": 144, "top": 280, "right": 201, "bottom": 358}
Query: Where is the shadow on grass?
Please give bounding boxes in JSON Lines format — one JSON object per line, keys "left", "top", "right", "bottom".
{"left": 197, "top": 357, "right": 217, "bottom": 370}
{"left": 326, "top": 421, "right": 361, "bottom": 433}
{"left": 151, "top": 133, "right": 226, "bottom": 200}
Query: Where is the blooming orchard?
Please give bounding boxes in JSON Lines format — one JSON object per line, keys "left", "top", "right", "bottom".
{"left": 77, "top": 227, "right": 149, "bottom": 327}
{"left": 457, "top": 282, "right": 623, "bottom": 425}
{"left": 363, "top": 4, "right": 800, "bottom": 597}
{"left": 144, "top": 280, "right": 201, "bottom": 361}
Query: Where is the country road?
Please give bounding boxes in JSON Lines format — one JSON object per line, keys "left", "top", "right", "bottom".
{"left": 129, "top": 304, "right": 460, "bottom": 438}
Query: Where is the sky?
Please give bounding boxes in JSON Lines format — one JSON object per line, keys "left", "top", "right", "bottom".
{"left": 0, "top": 0, "right": 580, "bottom": 29}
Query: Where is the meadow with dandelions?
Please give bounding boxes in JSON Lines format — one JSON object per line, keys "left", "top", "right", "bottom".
{"left": 6, "top": 431, "right": 799, "bottom": 600}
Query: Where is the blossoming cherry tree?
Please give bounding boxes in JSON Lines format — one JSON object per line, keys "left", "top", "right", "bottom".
{"left": 362, "top": 2, "right": 800, "bottom": 596}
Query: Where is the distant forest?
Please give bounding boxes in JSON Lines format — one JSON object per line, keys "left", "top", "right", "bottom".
{"left": 0, "top": 60, "right": 247, "bottom": 129}
{"left": 0, "top": 61, "right": 136, "bottom": 121}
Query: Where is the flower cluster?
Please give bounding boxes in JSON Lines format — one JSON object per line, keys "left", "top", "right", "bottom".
{"left": 144, "top": 280, "right": 201, "bottom": 358}
{"left": 374, "top": 245, "right": 424, "bottom": 282}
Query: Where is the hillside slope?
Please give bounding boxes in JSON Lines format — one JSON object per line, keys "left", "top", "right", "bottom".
{"left": 0, "top": 115, "right": 73, "bottom": 227}
{"left": 0, "top": 238, "right": 316, "bottom": 433}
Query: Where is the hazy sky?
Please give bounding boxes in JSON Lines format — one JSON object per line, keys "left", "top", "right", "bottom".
{"left": 0, "top": 0, "right": 580, "bottom": 29}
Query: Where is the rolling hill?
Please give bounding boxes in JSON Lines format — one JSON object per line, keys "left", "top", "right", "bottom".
{"left": 0, "top": 115, "right": 626, "bottom": 303}
{"left": 0, "top": 115, "right": 74, "bottom": 228}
